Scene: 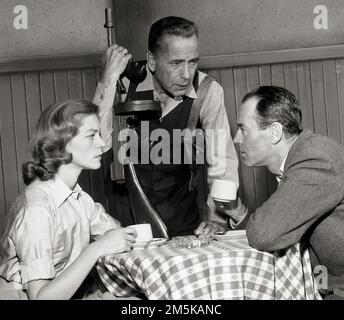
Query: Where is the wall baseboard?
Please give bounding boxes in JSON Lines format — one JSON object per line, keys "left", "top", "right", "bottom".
{"left": 0, "top": 53, "right": 103, "bottom": 74}
{"left": 1, "top": 44, "right": 343, "bottom": 74}
{"left": 200, "top": 44, "right": 344, "bottom": 69}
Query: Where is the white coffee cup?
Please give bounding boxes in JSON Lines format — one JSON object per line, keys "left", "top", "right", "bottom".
{"left": 210, "top": 179, "right": 237, "bottom": 202}
{"left": 128, "top": 223, "right": 153, "bottom": 243}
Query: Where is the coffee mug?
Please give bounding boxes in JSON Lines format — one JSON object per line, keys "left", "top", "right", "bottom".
{"left": 210, "top": 179, "right": 237, "bottom": 202}
{"left": 128, "top": 223, "right": 153, "bottom": 243}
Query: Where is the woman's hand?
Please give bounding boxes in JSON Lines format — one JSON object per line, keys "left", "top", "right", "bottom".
{"left": 99, "top": 44, "right": 132, "bottom": 87}
{"left": 94, "top": 227, "right": 137, "bottom": 257}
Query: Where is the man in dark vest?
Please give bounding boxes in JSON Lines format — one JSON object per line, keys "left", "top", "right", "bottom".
{"left": 93, "top": 16, "right": 239, "bottom": 237}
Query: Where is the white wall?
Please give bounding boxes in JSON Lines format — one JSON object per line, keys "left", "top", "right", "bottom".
{"left": 1, "top": 0, "right": 343, "bottom": 59}
{"left": 0, "top": 0, "right": 113, "bottom": 58}
{"left": 114, "top": 0, "right": 344, "bottom": 59}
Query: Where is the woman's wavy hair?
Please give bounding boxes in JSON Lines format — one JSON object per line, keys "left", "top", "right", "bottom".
{"left": 23, "top": 99, "right": 99, "bottom": 185}
{"left": 0, "top": 99, "right": 99, "bottom": 262}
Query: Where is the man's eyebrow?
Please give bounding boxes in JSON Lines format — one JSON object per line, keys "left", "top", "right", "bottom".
{"left": 170, "top": 59, "right": 185, "bottom": 62}
{"left": 170, "top": 57, "right": 199, "bottom": 63}
{"left": 85, "top": 128, "right": 98, "bottom": 133}
{"left": 170, "top": 59, "right": 185, "bottom": 63}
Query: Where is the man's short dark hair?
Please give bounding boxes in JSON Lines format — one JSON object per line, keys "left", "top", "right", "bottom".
{"left": 148, "top": 16, "right": 198, "bottom": 55}
{"left": 242, "top": 85, "right": 303, "bottom": 137}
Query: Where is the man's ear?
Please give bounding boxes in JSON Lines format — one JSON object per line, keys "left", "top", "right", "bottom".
{"left": 270, "top": 122, "right": 283, "bottom": 144}
{"left": 147, "top": 51, "right": 156, "bottom": 73}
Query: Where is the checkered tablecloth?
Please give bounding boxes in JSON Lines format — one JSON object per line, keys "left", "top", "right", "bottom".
{"left": 96, "top": 234, "right": 321, "bottom": 300}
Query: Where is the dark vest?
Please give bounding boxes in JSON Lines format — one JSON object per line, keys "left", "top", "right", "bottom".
{"left": 126, "top": 73, "right": 201, "bottom": 236}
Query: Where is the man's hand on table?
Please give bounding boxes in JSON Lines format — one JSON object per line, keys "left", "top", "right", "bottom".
{"left": 194, "top": 221, "right": 227, "bottom": 237}
{"left": 214, "top": 197, "right": 248, "bottom": 228}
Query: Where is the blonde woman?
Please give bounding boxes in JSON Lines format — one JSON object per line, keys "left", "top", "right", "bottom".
{"left": 0, "top": 99, "right": 137, "bottom": 299}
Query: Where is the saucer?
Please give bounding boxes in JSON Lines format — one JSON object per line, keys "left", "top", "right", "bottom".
{"left": 132, "top": 238, "right": 167, "bottom": 250}
{"left": 213, "top": 198, "right": 232, "bottom": 203}
{"left": 212, "top": 230, "right": 246, "bottom": 241}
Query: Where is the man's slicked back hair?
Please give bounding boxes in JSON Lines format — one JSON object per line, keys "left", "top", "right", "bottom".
{"left": 242, "top": 85, "right": 303, "bottom": 137}
{"left": 148, "top": 16, "right": 198, "bottom": 55}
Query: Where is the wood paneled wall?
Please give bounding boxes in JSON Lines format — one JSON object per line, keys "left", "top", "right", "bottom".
{"left": 1, "top": 46, "right": 344, "bottom": 222}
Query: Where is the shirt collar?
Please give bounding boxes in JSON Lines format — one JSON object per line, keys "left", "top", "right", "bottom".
{"left": 136, "top": 66, "right": 197, "bottom": 100}
{"left": 276, "top": 136, "right": 298, "bottom": 183}
{"left": 49, "top": 176, "right": 82, "bottom": 207}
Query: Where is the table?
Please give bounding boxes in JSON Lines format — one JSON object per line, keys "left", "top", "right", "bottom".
{"left": 96, "top": 233, "right": 321, "bottom": 300}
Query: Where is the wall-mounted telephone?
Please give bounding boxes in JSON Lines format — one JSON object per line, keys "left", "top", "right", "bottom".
{"left": 104, "top": 8, "right": 169, "bottom": 239}
{"left": 117, "top": 58, "right": 147, "bottom": 93}
{"left": 122, "top": 58, "right": 147, "bottom": 84}
{"left": 103, "top": 9, "right": 146, "bottom": 86}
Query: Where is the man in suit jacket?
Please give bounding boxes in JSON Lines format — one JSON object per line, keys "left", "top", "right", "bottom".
{"left": 226, "top": 85, "right": 344, "bottom": 299}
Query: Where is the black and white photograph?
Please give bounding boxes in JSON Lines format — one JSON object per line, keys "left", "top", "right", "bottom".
{"left": 0, "top": 0, "right": 344, "bottom": 308}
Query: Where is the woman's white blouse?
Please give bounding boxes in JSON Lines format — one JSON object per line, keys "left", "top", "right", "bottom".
{"left": 0, "top": 177, "right": 120, "bottom": 287}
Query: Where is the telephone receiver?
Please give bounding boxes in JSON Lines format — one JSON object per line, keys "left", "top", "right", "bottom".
{"left": 121, "top": 58, "right": 147, "bottom": 84}
{"left": 117, "top": 58, "right": 147, "bottom": 93}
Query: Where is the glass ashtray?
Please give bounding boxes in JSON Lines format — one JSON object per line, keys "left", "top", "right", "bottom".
{"left": 173, "top": 235, "right": 210, "bottom": 249}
